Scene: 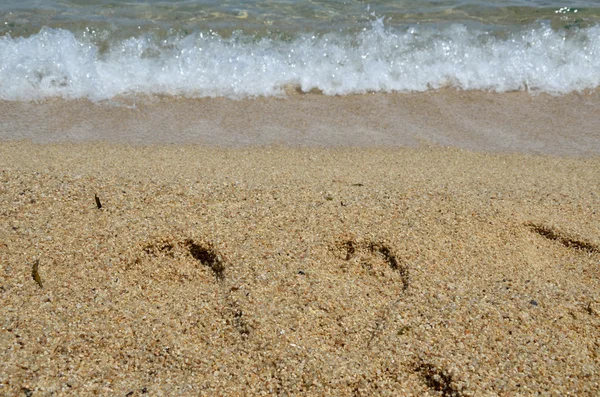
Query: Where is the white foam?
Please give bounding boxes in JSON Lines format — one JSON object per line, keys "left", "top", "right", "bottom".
{"left": 0, "top": 20, "right": 599, "bottom": 100}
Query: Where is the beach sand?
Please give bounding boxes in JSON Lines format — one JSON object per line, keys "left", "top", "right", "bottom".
{"left": 2, "top": 90, "right": 600, "bottom": 155}
{"left": 1, "top": 140, "right": 599, "bottom": 396}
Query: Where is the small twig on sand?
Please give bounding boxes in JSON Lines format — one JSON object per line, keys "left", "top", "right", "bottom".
{"left": 95, "top": 194, "right": 102, "bottom": 209}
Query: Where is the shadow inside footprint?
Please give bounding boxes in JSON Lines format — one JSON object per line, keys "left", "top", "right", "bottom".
{"left": 415, "top": 362, "right": 465, "bottom": 397}
{"left": 185, "top": 239, "right": 225, "bottom": 281}
{"left": 527, "top": 223, "right": 599, "bottom": 254}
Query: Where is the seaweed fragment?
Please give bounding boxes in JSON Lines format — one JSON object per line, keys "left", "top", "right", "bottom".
{"left": 31, "top": 259, "right": 43, "bottom": 289}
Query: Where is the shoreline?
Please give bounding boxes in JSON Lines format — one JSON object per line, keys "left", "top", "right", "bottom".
{"left": 2, "top": 89, "right": 600, "bottom": 155}
{"left": 1, "top": 142, "right": 599, "bottom": 395}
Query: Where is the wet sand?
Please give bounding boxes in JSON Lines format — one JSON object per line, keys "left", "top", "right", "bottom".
{"left": 2, "top": 90, "right": 600, "bottom": 155}
{"left": 1, "top": 141, "right": 599, "bottom": 396}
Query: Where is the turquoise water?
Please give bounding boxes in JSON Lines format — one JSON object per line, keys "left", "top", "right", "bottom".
{"left": 2, "top": 1, "right": 599, "bottom": 37}
{"left": 1, "top": 1, "right": 599, "bottom": 99}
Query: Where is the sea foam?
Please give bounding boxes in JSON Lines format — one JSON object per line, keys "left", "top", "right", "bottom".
{"left": 0, "top": 19, "right": 599, "bottom": 100}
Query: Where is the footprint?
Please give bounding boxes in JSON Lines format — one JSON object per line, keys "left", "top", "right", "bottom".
{"left": 132, "top": 235, "right": 251, "bottom": 338}
{"left": 333, "top": 235, "right": 410, "bottom": 292}
{"left": 327, "top": 234, "right": 410, "bottom": 346}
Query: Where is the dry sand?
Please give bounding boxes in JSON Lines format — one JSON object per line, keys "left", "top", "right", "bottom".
{"left": 1, "top": 141, "right": 599, "bottom": 396}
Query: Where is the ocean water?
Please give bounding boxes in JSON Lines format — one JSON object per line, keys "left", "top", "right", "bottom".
{"left": 0, "top": 1, "right": 599, "bottom": 100}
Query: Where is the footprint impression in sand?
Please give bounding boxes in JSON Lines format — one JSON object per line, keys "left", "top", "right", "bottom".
{"left": 321, "top": 234, "right": 410, "bottom": 348}
{"left": 130, "top": 236, "right": 251, "bottom": 339}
